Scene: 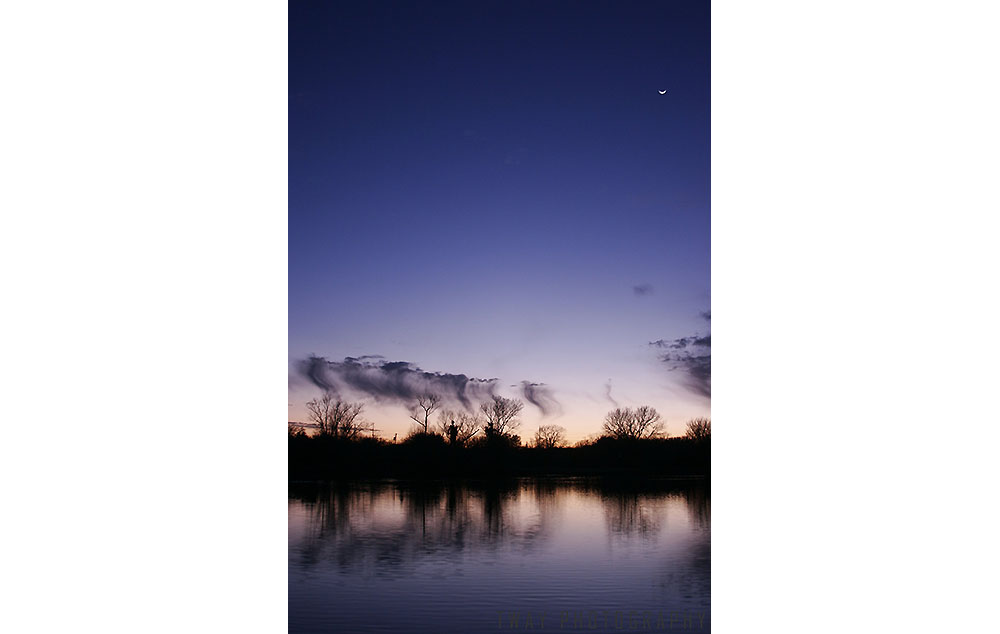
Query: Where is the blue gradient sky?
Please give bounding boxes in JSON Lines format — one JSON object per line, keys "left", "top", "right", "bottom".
{"left": 289, "top": 1, "right": 710, "bottom": 441}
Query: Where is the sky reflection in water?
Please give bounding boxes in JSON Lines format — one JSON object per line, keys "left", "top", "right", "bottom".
{"left": 289, "top": 479, "right": 710, "bottom": 633}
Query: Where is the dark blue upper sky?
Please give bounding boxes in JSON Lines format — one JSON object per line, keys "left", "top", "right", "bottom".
{"left": 289, "top": 1, "right": 710, "bottom": 440}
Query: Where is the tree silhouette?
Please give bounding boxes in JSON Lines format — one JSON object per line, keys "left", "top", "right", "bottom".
{"left": 306, "top": 393, "right": 366, "bottom": 439}
{"left": 409, "top": 393, "right": 442, "bottom": 433}
{"left": 436, "top": 409, "right": 482, "bottom": 445}
{"left": 480, "top": 395, "right": 524, "bottom": 440}
{"left": 533, "top": 424, "right": 567, "bottom": 449}
{"left": 684, "top": 417, "right": 711, "bottom": 441}
{"left": 602, "top": 405, "right": 664, "bottom": 440}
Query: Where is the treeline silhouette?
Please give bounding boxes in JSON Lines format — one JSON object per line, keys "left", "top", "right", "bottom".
{"left": 289, "top": 395, "right": 709, "bottom": 480}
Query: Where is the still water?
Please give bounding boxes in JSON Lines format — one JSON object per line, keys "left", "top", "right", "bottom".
{"left": 289, "top": 479, "right": 710, "bottom": 633}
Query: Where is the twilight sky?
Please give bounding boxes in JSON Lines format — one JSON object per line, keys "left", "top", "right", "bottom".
{"left": 289, "top": 0, "right": 710, "bottom": 442}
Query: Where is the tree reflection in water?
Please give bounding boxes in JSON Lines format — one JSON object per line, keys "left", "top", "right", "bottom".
{"left": 289, "top": 478, "right": 709, "bottom": 579}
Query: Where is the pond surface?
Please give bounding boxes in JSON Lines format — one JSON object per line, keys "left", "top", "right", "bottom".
{"left": 289, "top": 479, "right": 710, "bottom": 633}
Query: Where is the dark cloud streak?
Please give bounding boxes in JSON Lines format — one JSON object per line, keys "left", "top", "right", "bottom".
{"left": 300, "top": 356, "right": 565, "bottom": 414}
{"left": 299, "top": 356, "right": 500, "bottom": 410}
{"left": 604, "top": 379, "right": 619, "bottom": 407}
{"left": 650, "top": 327, "right": 711, "bottom": 399}
{"left": 651, "top": 335, "right": 711, "bottom": 350}
{"left": 518, "top": 381, "right": 562, "bottom": 417}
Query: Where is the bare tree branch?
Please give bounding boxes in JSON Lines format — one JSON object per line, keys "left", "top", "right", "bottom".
{"left": 533, "top": 424, "right": 567, "bottom": 449}
{"left": 602, "top": 406, "right": 664, "bottom": 440}
{"left": 684, "top": 417, "right": 711, "bottom": 441}
{"left": 436, "top": 409, "right": 482, "bottom": 445}
{"left": 409, "top": 393, "right": 442, "bottom": 433}
{"left": 479, "top": 395, "right": 524, "bottom": 439}
{"left": 306, "top": 393, "right": 366, "bottom": 439}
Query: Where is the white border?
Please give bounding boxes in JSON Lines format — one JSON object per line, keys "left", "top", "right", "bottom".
{"left": 714, "top": 1, "right": 1000, "bottom": 632}
{"left": 3, "top": 1, "right": 1000, "bottom": 632}
{"left": 1, "top": 2, "right": 287, "bottom": 631}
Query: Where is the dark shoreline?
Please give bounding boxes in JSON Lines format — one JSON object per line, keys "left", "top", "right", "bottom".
{"left": 289, "top": 434, "right": 710, "bottom": 481}
{"left": 289, "top": 474, "right": 711, "bottom": 504}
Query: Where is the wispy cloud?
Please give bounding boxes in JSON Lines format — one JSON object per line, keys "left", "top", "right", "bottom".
{"left": 650, "top": 320, "right": 711, "bottom": 398}
{"left": 651, "top": 335, "right": 711, "bottom": 350}
{"left": 517, "top": 381, "right": 562, "bottom": 417}
{"left": 300, "top": 356, "right": 564, "bottom": 414}
{"left": 299, "top": 356, "right": 500, "bottom": 410}
{"left": 604, "top": 378, "right": 619, "bottom": 407}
